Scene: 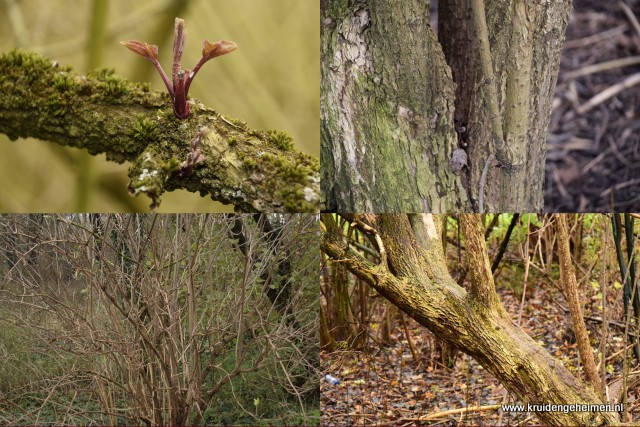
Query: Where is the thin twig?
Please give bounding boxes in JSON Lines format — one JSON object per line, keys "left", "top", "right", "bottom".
{"left": 399, "top": 313, "right": 420, "bottom": 366}
{"left": 619, "top": 1, "right": 640, "bottom": 52}
{"left": 600, "top": 178, "right": 640, "bottom": 197}
{"left": 563, "top": 24, "right": 628, "bottom": 49}
{"left": 401, "top": 404, "right": 502, "bottom": 422}
{"left": 479, "top": 153, "right": 495, "bottom": 213}
{"left": 564, "top": 56, "right": 640, "bottom": 80}
{"left": 577, "top": 72, "right": 640, "bottom": 114}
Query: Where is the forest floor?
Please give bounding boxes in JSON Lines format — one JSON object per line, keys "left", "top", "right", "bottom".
{"left": 544, "top": 0, "right": 640, "bottom": 211}
{"left": 320, "top": 258, "right": 640, "bottom": 426}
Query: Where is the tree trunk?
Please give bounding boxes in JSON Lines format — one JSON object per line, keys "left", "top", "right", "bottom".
{"left": 331, "top": 262, "right": 357, "bottom": 343}
{"left": 555, "top": 214, "right": 603, "bottom": 396}
{"left": 321, "top": 213, "right": 620, "bottom": 426}
{"left": 320, "top": 0, "right": 571, "bottom": 212}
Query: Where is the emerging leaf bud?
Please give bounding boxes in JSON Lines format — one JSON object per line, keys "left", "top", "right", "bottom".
{"left": 122, "top": 18, "right": 237, "bottom": 120}
{"left": 121, "top": 41, "right": 159, "bottom": 62}
{"left": 202, "top": 39, "right": 238, "bottom": 60}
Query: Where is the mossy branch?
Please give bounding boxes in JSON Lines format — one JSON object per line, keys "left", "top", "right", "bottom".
{"left": 0, "top": 50, "right": 319, "bottom": 212}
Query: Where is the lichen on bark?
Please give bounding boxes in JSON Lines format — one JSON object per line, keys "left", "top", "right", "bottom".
{"left": 323, "top": 0, "right": 571, "bottom": 212}
{"left": 0, "top": 49, "right": 319, "bottom": 212}
{"left": 321, "top": 0, "right": 470, "bottom": 212}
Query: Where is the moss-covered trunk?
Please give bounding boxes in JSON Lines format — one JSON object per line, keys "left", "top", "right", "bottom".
{"left": 321, "top": 0, "right": 571, "bottom": 212}
{"left": 321, "top": 213, "right": 620, "bottom": 426}
{"left": 321, "top": 0, "right": 467, "bottom": 212}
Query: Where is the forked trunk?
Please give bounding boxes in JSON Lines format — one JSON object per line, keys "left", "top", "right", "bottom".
{"left": 321, "top": 213, "right": 620, "bottom": 426}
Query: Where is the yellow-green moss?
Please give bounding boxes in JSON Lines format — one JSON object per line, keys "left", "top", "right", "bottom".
{"left": 52, "top": 72, "right": 74, "bottom": 92}
{"left": 130, "top": 115, "right": 159, "bottom": 143}
{"left": 266, "top": 129, "right": 295, "bottom": 151}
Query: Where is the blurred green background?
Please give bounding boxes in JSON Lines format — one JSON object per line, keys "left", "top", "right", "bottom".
{"left": 0, "top": 0, "right": 319, "bottom": 212}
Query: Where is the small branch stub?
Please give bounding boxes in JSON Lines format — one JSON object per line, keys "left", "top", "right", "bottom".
{"left": 122, "top": 17, "right": 237, "bottom": 119}
{"left": 177, "top": 126, "right": 208, "bottom": 177}
{"left": 478, "top": 153, "right": 496, "bottom": 213}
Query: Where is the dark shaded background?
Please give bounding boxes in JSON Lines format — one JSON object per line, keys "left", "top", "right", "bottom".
{"left": 545, "top": 0, "right": 640, "bottom": 212}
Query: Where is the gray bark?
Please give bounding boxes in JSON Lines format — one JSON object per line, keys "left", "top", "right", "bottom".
{"left": 321, "top": 0, "right": 571, "bottom": 212}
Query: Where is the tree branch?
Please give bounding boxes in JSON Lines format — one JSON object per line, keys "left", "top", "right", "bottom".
{"left": 460, "top": 214, "right": 501, "bottom": 310}
{"left": 556, "top": 214, "right": 603, "bottom": 396}
{"left": 0, "top": 50, "right": 319, "bottom": 212}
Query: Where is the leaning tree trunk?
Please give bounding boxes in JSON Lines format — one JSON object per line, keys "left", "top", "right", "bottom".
{"left": 320, "top": 213, "right": 620, "bottom": 426}
{"left": 320, "top": 0, "right": 571, "bottom": 212}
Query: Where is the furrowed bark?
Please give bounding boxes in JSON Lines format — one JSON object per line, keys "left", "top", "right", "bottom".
{"left": 439, "top": 0, "right": 572, "bottom": 211}
{"left": 321, "top": 0, "right": 469, "bottom": 212}
{"left": 0, "top": 50, "right": 319, "bottom": 212}
{"left": 321, "top": 213, "right": 621, "bottom": 426}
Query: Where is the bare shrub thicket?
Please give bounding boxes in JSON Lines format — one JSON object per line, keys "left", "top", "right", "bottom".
{"left": 0, "top": 214, "right": 319, "bottom": 426}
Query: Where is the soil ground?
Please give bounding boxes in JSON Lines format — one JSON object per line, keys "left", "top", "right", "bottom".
{"left": 321, "top": 271, "right": 639, "bottom": 426}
